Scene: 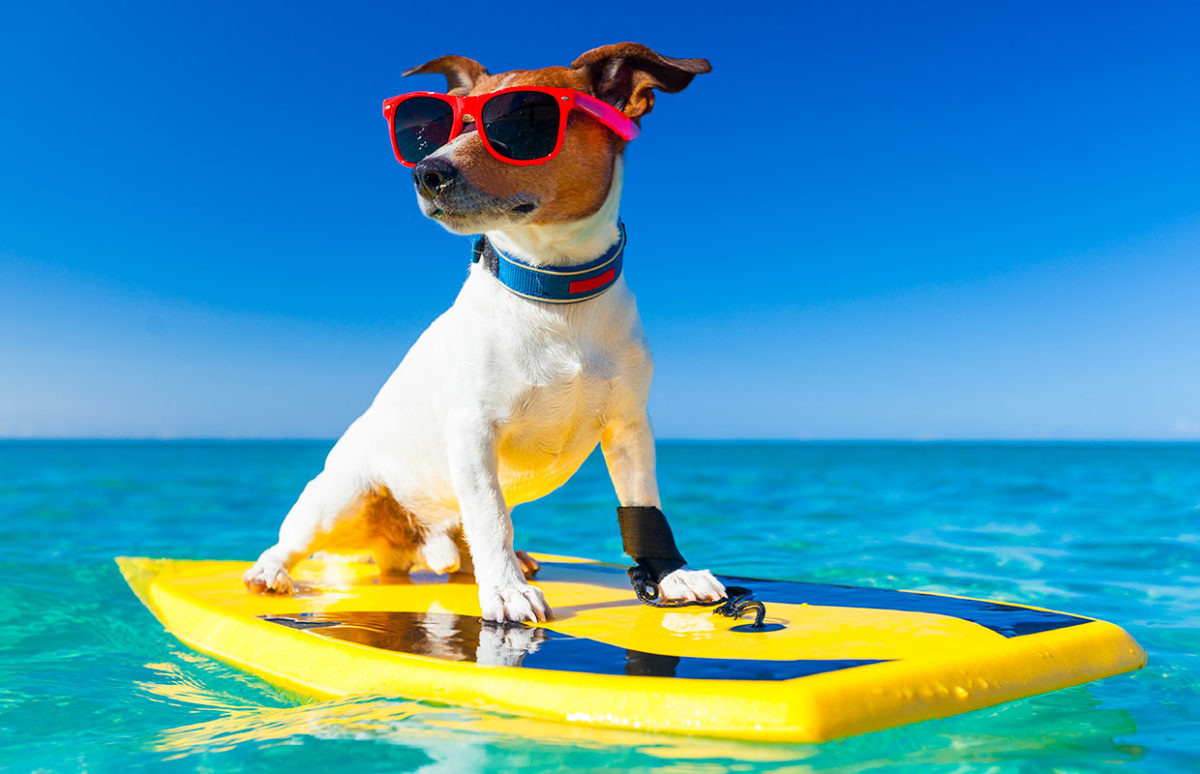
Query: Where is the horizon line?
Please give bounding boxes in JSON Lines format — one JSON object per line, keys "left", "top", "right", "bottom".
{"left": 2, "top": 437, "right": 1199, "bottom": 445}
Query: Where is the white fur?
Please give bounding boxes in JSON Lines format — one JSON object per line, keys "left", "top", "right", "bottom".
{"left": 244, "top": 160, "right": 725, "bottom": 622}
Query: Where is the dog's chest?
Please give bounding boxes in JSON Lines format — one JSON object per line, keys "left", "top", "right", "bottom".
{"left": 493, "top": 325, "right": 627, "bottom": 502}
{"left": 503, "top": 333, "right": 617, "bottom": 443}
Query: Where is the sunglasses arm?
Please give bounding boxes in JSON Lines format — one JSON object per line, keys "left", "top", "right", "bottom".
{"left": 573, "top": 92, "right": 641, "bottom": 142}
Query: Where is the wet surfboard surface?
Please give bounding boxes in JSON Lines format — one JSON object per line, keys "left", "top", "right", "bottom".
{"left": 117, "top": 554, "right": 1145, "bottom": 742}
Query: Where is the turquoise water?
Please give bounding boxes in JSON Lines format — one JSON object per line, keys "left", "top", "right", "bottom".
{"left": 1, "top": 441, "right": 1197, "bottom": 772}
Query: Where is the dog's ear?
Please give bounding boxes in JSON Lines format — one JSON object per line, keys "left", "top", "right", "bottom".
{"left": 402, "top": 55, "right": 489, "bottom": 95}
{"left": 571, "top": 43, "right": 711, "bottom": 121}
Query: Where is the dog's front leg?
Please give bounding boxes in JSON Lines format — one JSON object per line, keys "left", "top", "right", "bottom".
{"left": 601, "top": 415, "right": 726, "bottom": 603}
{"left": 446, "top": 417, "right": 552, "bottom": 623}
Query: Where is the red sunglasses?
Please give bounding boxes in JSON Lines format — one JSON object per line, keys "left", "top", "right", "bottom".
{"left": 381, "top": 86, "right": 640, "bottom": 168}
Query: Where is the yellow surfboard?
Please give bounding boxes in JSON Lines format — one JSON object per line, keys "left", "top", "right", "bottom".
{"left": 117, "top": 554, "right": 1145, "bottom": 743}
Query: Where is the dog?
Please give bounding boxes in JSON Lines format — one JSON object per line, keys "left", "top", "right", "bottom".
{"left": 243, "top": 43, "right": 726, "bottom": 623}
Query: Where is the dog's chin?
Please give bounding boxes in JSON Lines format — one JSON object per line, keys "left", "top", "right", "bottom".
{"left": 418, "top": 195, "right": 541, "bottom": 236}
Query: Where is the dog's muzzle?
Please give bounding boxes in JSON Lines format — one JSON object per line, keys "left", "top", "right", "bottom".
{"left": 412, "top": 157, "right": 459, "bottom": 200}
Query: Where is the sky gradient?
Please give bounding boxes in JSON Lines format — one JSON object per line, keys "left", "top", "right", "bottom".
{"left": 2, "top": 2, "right": 1198, "bottom": 439}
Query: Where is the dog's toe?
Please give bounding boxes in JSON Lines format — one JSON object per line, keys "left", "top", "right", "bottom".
{"left": 659, "top": 568, "right": 725, "bottom": 603}
{"left": 243, "top": 562, "right": 294, "bottom": 595}
{"left": 658, "top": 572, "right": 698, "bottom": 602}
{"left": 479, "top": 582, "right": 552, "bottom": 623}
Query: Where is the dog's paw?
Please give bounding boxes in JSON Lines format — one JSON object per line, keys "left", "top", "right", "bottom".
{"left": 243, "top": 560, "right": 294, "bottom": 594}
{"left": 658, "top": 567, "right": 725, "bottom": 603}
{"left": 478, "top": 581, "right": 553, "bottom": 623}
{"left": 418, "top": 532, "right": 462, "bottom": 575}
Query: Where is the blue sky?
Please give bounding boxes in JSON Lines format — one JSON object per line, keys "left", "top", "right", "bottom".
{"left": 2, "top": 1, "right": 1198, "bottom": 439}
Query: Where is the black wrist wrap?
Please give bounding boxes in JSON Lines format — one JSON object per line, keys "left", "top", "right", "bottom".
{"left": 617, "top": 506, "right": 687, "bottom": 583}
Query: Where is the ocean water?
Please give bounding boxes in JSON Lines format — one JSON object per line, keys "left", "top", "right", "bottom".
{"left": 1, "top": 440, "right": 1197, "bottom": 772}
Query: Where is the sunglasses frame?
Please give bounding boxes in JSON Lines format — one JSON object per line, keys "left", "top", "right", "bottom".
{"left": 382, "top": 85, "right": 641, "bottom": 168}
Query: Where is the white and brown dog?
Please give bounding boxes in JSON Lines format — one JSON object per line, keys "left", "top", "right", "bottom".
{"left": 244, "top": 43, "right": 725, "bottom": 623}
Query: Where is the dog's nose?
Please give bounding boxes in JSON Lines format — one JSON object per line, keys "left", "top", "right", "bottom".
{"left": 412, "top": 158, "right": 459, "bottom": 198}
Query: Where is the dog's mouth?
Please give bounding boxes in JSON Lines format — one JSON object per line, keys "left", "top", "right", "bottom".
{"left": 419, "top": 192, "right": 542, "bottom": 234}
{"left": 430, "top": 201, "right": 538, "bottom": 218}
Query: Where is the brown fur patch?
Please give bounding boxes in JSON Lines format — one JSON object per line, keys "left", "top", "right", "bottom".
{"left": 357, "top": 485, "right": 421, "bottom": 549}
{"left": 318, "top": 485, "right": 421, "bottom": 573}
{"left": 570, "top": 43, "right": 711, "bottom": 121}
{"left": 402, "top": 55, "right": 488, "bottom": 95}
{"left": 446, "top": 67, "right": 621, "bottom": 225}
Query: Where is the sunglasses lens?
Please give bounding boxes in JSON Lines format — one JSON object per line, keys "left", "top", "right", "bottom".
{"left": 480, "top": 91, "right": 561, "bottom": 161}
{"left": 392, "top": 96, "right": 455, "bottom": 164}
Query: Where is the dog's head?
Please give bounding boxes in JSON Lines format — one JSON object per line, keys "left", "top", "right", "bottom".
{"left": 397, "top": 43, "right": 710, "bottom": 235}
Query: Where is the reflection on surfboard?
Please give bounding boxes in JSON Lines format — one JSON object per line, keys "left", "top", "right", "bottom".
{"left": 259, "top": 610, "right": 882, "bottom": 679}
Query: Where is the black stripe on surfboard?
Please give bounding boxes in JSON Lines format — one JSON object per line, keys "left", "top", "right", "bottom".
{"left": 532, "top": 562, "right": 1091, "bottom": 639}
{"left": 259, "top": 611, "right": 883, "bottom": 681}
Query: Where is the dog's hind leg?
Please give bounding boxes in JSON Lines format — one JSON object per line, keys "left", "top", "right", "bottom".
{"left": 243, "top": 470, "right": 373, "bottom": 594}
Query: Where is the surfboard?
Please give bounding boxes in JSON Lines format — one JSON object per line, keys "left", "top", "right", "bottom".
{"left": 116, "top": 554, "right": 1145, "bottom": 742}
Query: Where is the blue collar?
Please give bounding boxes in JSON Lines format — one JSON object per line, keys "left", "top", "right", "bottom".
{"left": 472, "top": 222, "right": 625, "bottom": 304}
